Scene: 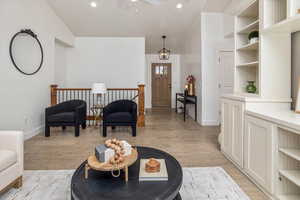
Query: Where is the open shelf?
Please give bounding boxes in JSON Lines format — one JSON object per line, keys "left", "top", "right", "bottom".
{"left": 237, "top": 20, "right": 259, "bottom": 34}
{"left": 277, "top": 128, "right": 300, "bottom": 199}
{"left": 263, "top": 0, "right": 287, "bottom": 28}
{"left": 279, "top": 148, "right": 300, "bottom": 162}
{"left": 279, "top": 170, "right": 300, "bottom": 187}
{"left": 238, "top": 0, "right": 258, "bottom": 18}
{"left": 262, "top": 14, "right": 300, "bottom": 34}
{"left": 237, "top": 42, "right": 259, "bottom": 51}
{"left": 237, "top": 61, "right": 259, "bottom": 67}
{"left": 235, "top": 0, "right": 259, "bottom": 96}
{"left": 278, "top": 195, "right": 300, "bottom": 200}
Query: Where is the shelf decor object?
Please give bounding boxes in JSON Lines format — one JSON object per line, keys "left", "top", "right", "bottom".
{"left": 145, "top": 158, "right": 161, "bottom": 173}
{"left": 9, "top": 29, "right": 44, "bottom": 75}
{"left": 246, "top": 81, "right": 257, "bottom": 93}
{"left": 186, "top": 75, "right": 195, "bottom": 96}
{"left": 85, "top": 139, "right": 138, "bottom": 182}
{"left": 248, "top": 30, "right": 259, "bottom": 44}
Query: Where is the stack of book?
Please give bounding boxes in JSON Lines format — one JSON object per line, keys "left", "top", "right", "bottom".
{"left": 139, "top": 159, "right": 168, "bottom": 181}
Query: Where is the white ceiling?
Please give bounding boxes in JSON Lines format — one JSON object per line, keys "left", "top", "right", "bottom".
{"left": 47, "top": 0, "right": 232, "bottom": 53}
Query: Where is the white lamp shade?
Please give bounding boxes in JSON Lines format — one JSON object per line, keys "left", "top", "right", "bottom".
{"left": 92, "top": 83, "right": 107, "bottom": 94}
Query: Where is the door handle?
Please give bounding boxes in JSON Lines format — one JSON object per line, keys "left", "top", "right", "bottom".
{"left": 168, "top": 84, "right": 172, "bottom": 88}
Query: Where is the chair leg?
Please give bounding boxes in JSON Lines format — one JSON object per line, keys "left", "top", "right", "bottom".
{"left": 45, "top": 125, "right": 50, "bottom": 137}
{"left": 103, "top": 125, "right": 107, "bottom": 137}
{"left": 82, "top": 122, "right": 87, "bottom": 129}
{"left": 132, "top": 125, "right": 136, "bottom": 137}
{"left": 75, "top": 125, "right": 80, "bottom": 137}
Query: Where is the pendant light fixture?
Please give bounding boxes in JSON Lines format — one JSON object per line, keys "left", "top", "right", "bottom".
{"left": 158, "top": 35, "right": 171, "bottom": 60}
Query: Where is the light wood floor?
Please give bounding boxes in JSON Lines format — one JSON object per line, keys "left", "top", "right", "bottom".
{"left": 25, "top": 109, "right": 268, "bottom": 200}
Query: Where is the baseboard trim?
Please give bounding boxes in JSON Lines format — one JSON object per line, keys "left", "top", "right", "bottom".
{"left": 25, "top": 125, "right": 44, "bottom": 140}
{"left": 201, "top": 120, "right": 220, "bottom": 126}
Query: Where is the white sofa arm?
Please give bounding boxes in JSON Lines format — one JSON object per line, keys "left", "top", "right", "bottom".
{"left": 0, "top": 131, "right": 24, "bottom": 170}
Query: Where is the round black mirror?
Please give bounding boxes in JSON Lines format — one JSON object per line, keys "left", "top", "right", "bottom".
{"left": 9, "top": 29, "right": 44, "bottom": 75}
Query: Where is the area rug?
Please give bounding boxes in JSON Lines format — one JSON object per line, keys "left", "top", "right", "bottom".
{"left": 0, "top": 167, "right": 250, "bottom": 200}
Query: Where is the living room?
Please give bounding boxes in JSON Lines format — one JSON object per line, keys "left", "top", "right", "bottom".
{"left": 1, "top": 0, "right": 300, "bottom": 199}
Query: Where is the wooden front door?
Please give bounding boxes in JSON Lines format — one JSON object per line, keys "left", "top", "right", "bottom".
{"left": 152, "top": 63, "right": 172, "bottom": 107}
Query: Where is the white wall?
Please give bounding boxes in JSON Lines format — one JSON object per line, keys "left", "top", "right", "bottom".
{"left": 180, "top": 13, "right": 229, "bottom": 126}
{"left": 201, "top": 13, "right": 225, "bottom": 125}
{"left": 145, "top": 54, "right": 181, "bottom": 109}
{"left": 180, "top": 15, "right": 202, "bottom": 122}
{"left": 54, "top": 40, "right": 69, "bottom": 87}
{"left": 0, "top": 0, "right": 74, "bottom": 139}
{"left": 65, "top": 37, "right": 145, "bottom": 89}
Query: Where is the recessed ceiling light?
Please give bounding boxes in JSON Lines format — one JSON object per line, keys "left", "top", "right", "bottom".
{"left": 176, "top": 3, "right": 183, "bottom": 9}
{"left": 131, "top": 0, "right": 138, "bottom": 2}
{"left": 90, "top": 1, "right": 97, "bottom": 8}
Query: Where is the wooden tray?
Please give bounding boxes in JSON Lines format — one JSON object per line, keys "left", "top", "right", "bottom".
{"left": 85, "top": 148, "right": 138, "bottom": 181}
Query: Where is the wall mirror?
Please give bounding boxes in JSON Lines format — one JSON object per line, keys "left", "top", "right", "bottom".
{"left": 9, "top": 29, "right": 44, "bottom": 75}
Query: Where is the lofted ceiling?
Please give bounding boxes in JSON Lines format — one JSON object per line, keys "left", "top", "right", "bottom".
{"left": 47, "top": 0, "right": 232, "bottom": 53}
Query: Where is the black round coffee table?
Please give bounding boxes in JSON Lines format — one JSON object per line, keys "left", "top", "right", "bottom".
{"left": 71, "top": 146, "right": 183, "bottom": 200}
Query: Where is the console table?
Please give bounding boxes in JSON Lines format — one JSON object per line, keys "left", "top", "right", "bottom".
{"left": 175, "top": 93, "right": 197, "bottom": 122}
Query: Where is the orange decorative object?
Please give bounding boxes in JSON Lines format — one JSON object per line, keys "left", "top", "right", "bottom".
{"left": 145, "top": 158, "right": 161, "bottom": 173}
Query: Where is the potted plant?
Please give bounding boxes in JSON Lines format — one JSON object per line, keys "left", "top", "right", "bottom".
{"left": 248, "top": 31, "right": 259, "bottom": 44}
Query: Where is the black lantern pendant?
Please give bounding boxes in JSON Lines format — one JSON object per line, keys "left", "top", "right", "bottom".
{"left": 158, "top": 35, "right": 171, "bottom": 60}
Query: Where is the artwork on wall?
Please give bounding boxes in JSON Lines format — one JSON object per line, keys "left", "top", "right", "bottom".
{"left": 9, "top": 29, "right": 44, "bottom": 75}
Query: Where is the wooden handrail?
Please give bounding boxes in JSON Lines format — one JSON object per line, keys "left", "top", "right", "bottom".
{"left": 50, "top": 84, "right": 145, "bottom": 127}
{"left": 55, "top": 88, "right": 139, "bottom": 91}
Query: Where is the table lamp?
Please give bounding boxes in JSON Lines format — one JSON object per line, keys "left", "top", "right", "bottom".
{"left": 92, "top": 83, "right": 107, "bottom": 106}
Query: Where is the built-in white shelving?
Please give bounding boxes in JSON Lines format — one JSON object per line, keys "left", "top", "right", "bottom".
{"left": 279, "top": 148, "right": 300, "bottom": 162}
{"left": 237, "top": 0, "right": 259, "bottom": 18}
{"left": 278, "top": 195, "right": 300, "bottom": 200}
{"left": 237, "top": 20, "right": 259, "bottom": 34}
{"left": 237, "top": 61, "right": 259, "bottom": 67}
{"left": 235, "top": 0, "right": 260, "bottom": 95}
{"left": 263, "top": 15, "right": 300, "bottom": 34}
{"left": 237, "top": 42, "right": 259, "bottom": 51}
{"left": 279, "top": 170, "right": 300, "bottom": 187}
{"left": 277, "top": 128, "right": 300, "bottom": 199}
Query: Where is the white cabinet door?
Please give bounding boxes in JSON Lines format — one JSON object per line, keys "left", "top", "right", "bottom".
{"left": 221, "top": 99, "right": 244, "bottom": 168}
{"left": 221, "top": 100, "right": 232, "bottom": 157}
{"left": 231, "top": 101, "right": 244, "bottom": 167}
{"left": 245, "top": 115, "right": 274, "bottom": 194}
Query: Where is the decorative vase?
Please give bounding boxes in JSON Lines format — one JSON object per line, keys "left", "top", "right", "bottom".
{"left": 250, "top": 37, "right": 258, "bottom": 44}
{"left": 246, "top": 81, "right": 257, "bottom": 93}
{"left": 188, "top": 83, "right": 195, "bottom": 96}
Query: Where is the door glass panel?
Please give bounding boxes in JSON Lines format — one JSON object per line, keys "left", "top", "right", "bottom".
{"left": 164, "top": 66, "right": 168, "bottom": 75}
{"left": 155, "top": 66, "right": 160, "bottom": 75}
{"left": 160, "top": 66, "right": 164, "bottom": 74}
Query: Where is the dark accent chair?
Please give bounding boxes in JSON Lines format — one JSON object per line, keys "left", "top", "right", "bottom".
{"left": 102, "top": 100, "right": 137, "bottom": 137}
{"left": 45, "top": 100, "right": 87, "bottom": 137}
